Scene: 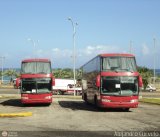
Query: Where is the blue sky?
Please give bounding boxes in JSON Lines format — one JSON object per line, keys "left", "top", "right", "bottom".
{"left": 0, "top": 0, "right": 160, "bottom": 69}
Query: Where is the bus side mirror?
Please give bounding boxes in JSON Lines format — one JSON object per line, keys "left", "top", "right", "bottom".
{"left": 96, "top": 75, "right": 100, "bottom": 87}
{"left": 52, "top": 78, "right": 55, "bottom": 86}
{"left": 139, "top": 75, "right": 143, "bottom": 88}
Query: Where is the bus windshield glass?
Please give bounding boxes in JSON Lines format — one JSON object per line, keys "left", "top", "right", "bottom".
{"left": 101, "top": 76, "right": 138, "bottom": 96}
{"left": 21, "top": 62, "right": 51, "bottom": 74}
{"left": 102, "top": 57, "right": 137, "bottom": 72}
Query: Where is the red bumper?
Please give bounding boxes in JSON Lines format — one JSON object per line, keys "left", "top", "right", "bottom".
{"left": 21, "top": 99, "right": 52, "bottom": 104}
{"left": 99, "top": 95, "right": 139, "bottom": 108}
{"left": 21, "top": 93, "right": 52, "bottom": 104}
{"left": 99, "top": 101, "right": 138, "bottom": 108}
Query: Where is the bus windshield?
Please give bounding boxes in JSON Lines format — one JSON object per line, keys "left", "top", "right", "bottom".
{"left": 102, "top": 57, "right": 137, "bottom": 72}
{"left": 101, "top": 76, "right": 138, "bottom": 96}
{"left": 21, "top": 62, "right": 51, "bottom": 74}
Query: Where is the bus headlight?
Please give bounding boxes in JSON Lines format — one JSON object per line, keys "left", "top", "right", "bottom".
{"left": 130, "top": 99, "right": 138, "bottom": 103}
{"left": 45, "top": 96, "right": 52, "bottom": 99}
{"left": 21, "top": 96, "right": 28, "bottom": 100}
{"left": 101, "top": 99, "right": 111, "bottom": 102}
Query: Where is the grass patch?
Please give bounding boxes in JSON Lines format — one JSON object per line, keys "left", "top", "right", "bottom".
{"left": 139, "top": 98, "right": 160, "bottom": 105}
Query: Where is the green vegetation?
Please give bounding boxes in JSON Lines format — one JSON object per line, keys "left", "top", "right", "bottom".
{"left": 1, "top": 68, "right": 82, "bottom": 80}
{"left": 0, "top": 69, "right": 20, "bottom": 79}
{"left": 139, "top": 98, "right": 160, "bottom": 105}
{"left": 0, "top": 66, "right": 155, "bottom": 86}
{"left": 137, "top": 66, "right": 153, "bottom": 89}
{"left": 52, "top": 68, "right": 82, "bottom": 79}
{"left": 4, "top": 69, "right": 20, "bottom": 78}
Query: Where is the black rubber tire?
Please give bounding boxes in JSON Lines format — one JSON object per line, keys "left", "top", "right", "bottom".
{"left": 84, "top": 94, "right": 89, "bottom": 104}
{"left": 123, "top": 108, "right": 130, "bottom": 112}
{"left": 94, "top": 96, "right": 98, "bottom": 108}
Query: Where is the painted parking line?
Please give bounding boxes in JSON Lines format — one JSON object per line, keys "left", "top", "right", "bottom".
{"left": 0, "top": 112, "right": 32, "bottom": 117}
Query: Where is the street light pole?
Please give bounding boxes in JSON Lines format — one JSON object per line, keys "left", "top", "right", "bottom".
{"left": 153, "top": 38, "right": 156, "bottom": 85}
{"left": 68, "top": 17, "right": 78, "bottom": 96}
{"left": 0, "top": 56, "right": 5, "bottom": 84}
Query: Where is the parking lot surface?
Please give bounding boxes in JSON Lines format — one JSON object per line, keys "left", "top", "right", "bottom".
{"left": 0, "top": 89, "right": 160, "bottom": 137}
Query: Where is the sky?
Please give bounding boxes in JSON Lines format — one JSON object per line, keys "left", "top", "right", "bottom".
{"left": 0, "top": 0, "right": 160, "bottom": 69}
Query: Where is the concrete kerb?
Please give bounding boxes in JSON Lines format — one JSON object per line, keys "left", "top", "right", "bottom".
{"left": 54, "top": 95, "right": 81, "bottom": 99}
{"left": 0, "top": 112, "right": 32, "bottom": 117}
{"left": 0, "top": 94, "right": 20, "bottom": 99}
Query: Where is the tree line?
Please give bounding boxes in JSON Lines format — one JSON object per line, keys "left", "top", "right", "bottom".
{"left": 0, "top": 67, "right": 159, "bottom": 89}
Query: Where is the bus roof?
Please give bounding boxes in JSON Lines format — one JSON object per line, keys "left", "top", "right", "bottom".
{"left": 99, "top": 53, "right": 135, "bottom": 57}
{"left": 22, "top": 58, "right": 51, "bottom": 63}
{"left": 80, "top": 53, "right": 135, "bottom": 68}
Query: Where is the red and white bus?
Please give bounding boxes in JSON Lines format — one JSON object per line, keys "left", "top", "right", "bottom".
{"left": 20, "top": 59, "right": 55, "bottom": 105}
{"left": 81, "top": 53, "right": 143, "bottom": 111}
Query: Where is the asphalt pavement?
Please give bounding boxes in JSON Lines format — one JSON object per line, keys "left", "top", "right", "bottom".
{"left": 0, "top": 88, "right": 160, "bottom": 137}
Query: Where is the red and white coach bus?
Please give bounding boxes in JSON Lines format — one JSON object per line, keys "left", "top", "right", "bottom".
{"left": 20, "top": 59, "right": 55, "bottom": 105}
{"left": 81, "top": 53, "right": 143, "bottom": 111}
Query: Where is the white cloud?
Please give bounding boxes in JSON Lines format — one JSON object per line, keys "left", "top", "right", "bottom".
{"left": 52, "top": 48, "right": 60, "bottom": 52}
{"left": 13, "top": 45, "right": 126, "bottom": 68}
{"left": 142, "top": 44, "right": 149, "bottom": 55}
{"left": 81, "top": 45, "right": 120, "bottom": 56}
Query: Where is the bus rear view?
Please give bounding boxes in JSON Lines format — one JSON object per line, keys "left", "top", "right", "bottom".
{"left": 81, "top": 53, "right": 143, "bottom": 111}
{"left": 20, "top": 59, "right": 54, "bottom": 105}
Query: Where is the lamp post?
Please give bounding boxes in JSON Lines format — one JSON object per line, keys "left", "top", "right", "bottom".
{"left": 153, "top": 38, "right": 156, "bottom": 85}
{"left": 68, "top": 17, "right": 78, "bottom": 96}
{"left": 0, "top": 56, "right": 5, "bottom": 84}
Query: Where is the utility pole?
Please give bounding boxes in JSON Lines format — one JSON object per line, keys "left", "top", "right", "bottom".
{"left": 153, "top": 38, "right": 156, "bottom": 85}
{"left": 0, "top": 56, "right": 5, "bottom": 84}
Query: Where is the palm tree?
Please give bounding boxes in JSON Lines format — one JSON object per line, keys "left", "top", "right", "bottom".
{"left": 4, "top": 69, "right": 19, "bottom": 84}
{"left": 137, "top": 66, "right": 153, "bottom": 89}
{"left": 53, "top": 68, "right": 73, "bottom": 79}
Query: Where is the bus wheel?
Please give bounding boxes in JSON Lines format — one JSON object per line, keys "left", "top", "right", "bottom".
{"left": 84, "top": 94, "right": 89, "bottom": 104}
{"left": 58, "top": 90, "right": 63, "bottom": 95}
{"left": 94, "top": 96, "right": 98, "bottom": 108}
{"left": 45, "top": 103, "right": 51, "bottom": 106}
{"left": 123, "top": 108, "right": 130, "bottom": 112}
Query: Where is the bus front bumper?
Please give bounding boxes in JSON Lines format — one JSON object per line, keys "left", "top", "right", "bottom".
{"left": 21, "top": 94, "right": 52, "bottom": 104}
{"left": 99, "top": 101, "right": 138, "bottom": 108}
{"left": 21, "top": 99, "right": 52, "bottom": 104}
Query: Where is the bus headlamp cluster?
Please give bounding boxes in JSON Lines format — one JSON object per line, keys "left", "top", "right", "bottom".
{"left": 101, "top": 99, "right": 111, "bottom": 102}
{"left": 130, "top": 99, "right": 138, "bottom": 103}
{"left": 21, "top": 96, "right": 29, "bottom": 100}
{"left": 45, "top": 96, "right": 52, "bottom": 99}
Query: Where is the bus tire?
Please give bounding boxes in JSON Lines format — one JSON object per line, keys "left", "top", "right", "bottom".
{"left": 45, "top": 103, "right": 51, "bottom": 106}
{"left": 123, "top": 108, "right": 130, "bottom": 112}
{"left": 58, "top": 90, "right": 63, "bottom": 95}
{"left": 94, "top": 96, "right": 98, "bottom": 108}
{"left": 84, "top": 93, "right": 89, "bottom": 104}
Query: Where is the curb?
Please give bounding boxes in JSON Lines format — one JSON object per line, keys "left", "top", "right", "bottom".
{"left": 0, "top": 95, "right": 20, "bottom": 99}
{"left": 0, "top": 112, "right": 32, "bottom": 117}
{"left": 54, "top": 95, "right": 81, "bottom": 99}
